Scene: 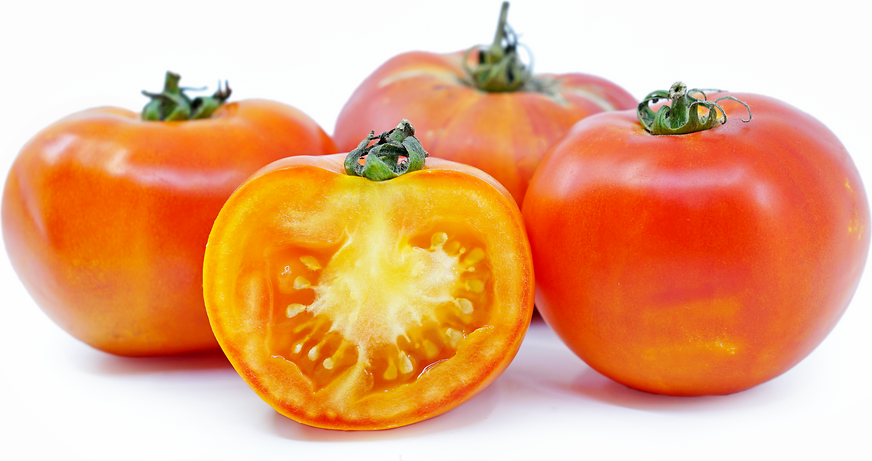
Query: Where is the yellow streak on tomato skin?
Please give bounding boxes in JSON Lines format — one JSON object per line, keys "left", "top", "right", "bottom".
{"left": 847, "top": 179, "right": 865, "bottom": 240}
{"left": 633, "top": 296, "right": 745, "bottom": 378}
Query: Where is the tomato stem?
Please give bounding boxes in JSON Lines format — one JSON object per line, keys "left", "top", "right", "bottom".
{"left": 141, "top": 71, "right": 231, "bottom": 121}
{"left": 464, "top": 2, "right": 531, "bottom": 93}
{"left": 637, "top": 82, "right": 752, "bottom": 135}
{"left": 344, "top": 120, "right": 429, "bottom": 181}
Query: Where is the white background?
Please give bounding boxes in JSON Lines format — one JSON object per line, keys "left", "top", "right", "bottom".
{"left": 1, "top": 1, "right": 870, "bottom": 459}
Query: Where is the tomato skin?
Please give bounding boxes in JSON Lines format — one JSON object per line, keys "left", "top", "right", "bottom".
{"left": 333, "top": 51, "right": 636, "bottom": 205}
{"left": 2, "top": 100, "right": 337, "bottom": 357}
{"left": 204, "top": 153, "right": 534, "bottom": 430}
{"left": 522, "top": 93, "right": 870, "bottom": 395}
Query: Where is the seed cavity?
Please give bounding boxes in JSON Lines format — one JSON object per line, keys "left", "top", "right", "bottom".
{"left": 266, "top": 226, "right": 490, "bottom": 395}
{"left": 422, "top": 339, "right": 440, "bottom": 358}
{"left": 384, "top": 360, "right": 398, "bottom": 380}
{"left": 445, "top": 240, "right": 461, "bottom": 254}
{"left": 466, "top": 279, "right": 484, "bottom": 293}
{"left": 294, "top": 317, "right": 321, "bottom": 334}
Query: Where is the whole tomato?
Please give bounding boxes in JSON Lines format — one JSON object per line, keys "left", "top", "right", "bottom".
{"left": 522, "top": 82, "right": 870, "bottom": 395}
{"left": 204, "top": 121, "right": 534, "bottom": 430}
{"left": 2, "top": 72, "right": 337, "bottom": 357}
{"left": 333, "top": 2, "right": 635, "bottom": 205}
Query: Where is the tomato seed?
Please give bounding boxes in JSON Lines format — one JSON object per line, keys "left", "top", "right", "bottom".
{"left": 463, "top": 248, "right": 485, "bottom": 265}
{"left": 294, "top": 276, "right": 311, "bottom": 290}
{"left": 286, "top": 303, "right": 306, "bottom": 318}
{"left": 455, "top": 298, "right": 474, "bottom": 315}
{"left": 300, "top": 255, "right": 321, "bottom": 271}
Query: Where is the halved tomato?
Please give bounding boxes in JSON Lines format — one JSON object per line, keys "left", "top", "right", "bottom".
{"left": 203, "top": 124, "right": 534, "bottom": 430}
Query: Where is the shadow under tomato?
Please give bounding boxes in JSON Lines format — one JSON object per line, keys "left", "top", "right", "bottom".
{"left": 564, "top": 367, "right": 715, "bottom": 409}
{"left": 558, "top": 366, "right": 793, "bottom": 413}
{"left": 497, "top": 319, "right": 798, "bottom": 414}
{"left": 78, "top": 348, "right": 234, "bottom": 376}
{"left": 270, "top": 374, "right": 501, "bottom": 441}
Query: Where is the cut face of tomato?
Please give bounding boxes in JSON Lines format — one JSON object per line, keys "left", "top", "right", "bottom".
{"left": 204, "top": 154, "right": 533, "bottom": 430}
{"left": 265, "top": 220, "right": 493, "bottom": 394}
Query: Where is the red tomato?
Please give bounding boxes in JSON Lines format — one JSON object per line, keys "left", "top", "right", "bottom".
{"left": 523, "top": 85, "right": 870, "bottom": 395}
{"left": 333, "top": 3, "right": 635, "bottom": 205}
{"left": 2, "top": 76, "right": 337, "bottom": 356}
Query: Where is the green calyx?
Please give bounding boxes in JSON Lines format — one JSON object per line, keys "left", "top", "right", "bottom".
{"left": 141, "top": 71, "right": 231, "bottom": 121}
{"left": 464, "top": 1, "right": 531, "bottom": 93}
{"left": 637, "top": 81, "right": 752, "bottom": 135}
{"left": 344, "top": 120, "right": 429, "bottom": 181}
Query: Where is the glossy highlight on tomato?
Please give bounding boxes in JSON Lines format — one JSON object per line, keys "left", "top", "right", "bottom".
{"left": 2, "top": 92, "right": 337, "bottom": 357}
{"left": 203, "top": 149, "right": 534, "bottom": 430}
{"left": 523, "top": 89, "right": 870, "bottom": 395}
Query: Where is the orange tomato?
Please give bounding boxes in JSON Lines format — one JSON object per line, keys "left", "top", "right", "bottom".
{"left": 203, "top": 127, "right": 534, "bottom": 429}
{"left": 523, "top": 86, "right": 870, "bottom": 395}
{"left": 2, "top": 94, "right": 336, "bottom": 357}
{"left": 333, "top": 3, "right": 635, "bottom": 205}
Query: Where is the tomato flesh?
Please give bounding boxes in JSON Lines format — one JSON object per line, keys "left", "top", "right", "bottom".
{"left": 264, "top": 222, "right": 493, "bottom": 394}
{"left": 205, "top": 154, "right": 533, "bottom": 429}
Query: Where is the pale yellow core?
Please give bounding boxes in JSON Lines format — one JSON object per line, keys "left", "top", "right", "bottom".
{"left": 307, "top": 220, "right": 465, "bottom": 362}
{"left": 267, "top": 212, "right": 492, "bottom": 393}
